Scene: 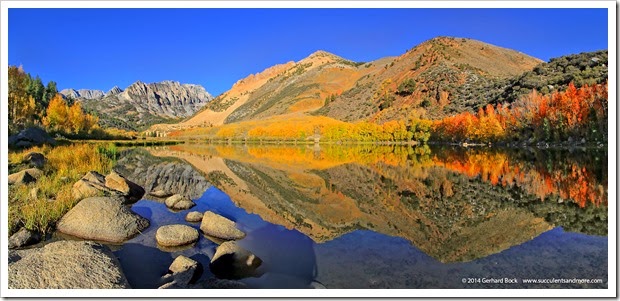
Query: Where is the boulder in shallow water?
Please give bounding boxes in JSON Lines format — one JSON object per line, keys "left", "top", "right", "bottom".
{"left": 200, "top": 211, "right": 245, "bottom": 240}
{"left": 185, "top": 211, "right": 203, "bottom": 222}
{"left": 164, "top": 194, "right": 195, "bottom": 210}
{"left": 57, "top": 196, "right": 149, "bottom": 243}
{"left": 155, "top": 224, "right": 199, "bottom": 247}
{"left": 158, "top": 255, "right": 202, "bottom": 289}
{"left": 105, "top": 170, "right": 145, "bottom": 202}
{"left": 209, "top": 241, "right": 262, "bottom": 280}
{"left": 8, "top": 240, "right": 130, "bottom": 289}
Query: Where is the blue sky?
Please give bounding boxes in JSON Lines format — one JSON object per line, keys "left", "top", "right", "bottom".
{"left": 8, "top": 8, "right": 608, "bottom": 96}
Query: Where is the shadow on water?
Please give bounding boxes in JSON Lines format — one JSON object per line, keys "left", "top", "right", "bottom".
{"left": 131, "top": 205, "right": 152, "bottom": 222}
{"left": 239, "top": 225, "right": 317, "bottom": 288}
{"left": 115, "top": 243, "right": 172, "bottom": 289}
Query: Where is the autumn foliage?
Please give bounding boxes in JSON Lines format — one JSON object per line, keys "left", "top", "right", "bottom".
{"left": 8, "top": 66, "right": 39, "bottom": 132}
{"left": 172, "top": 82, "right": 606, "bottom": 145}
{"left": 432, "top": 82, "right": 608, "bottom": 143}
{"left": 171, "top": 116, "right": 433, "bottom": 143}
{"left": 42, "top": 94, "right": 99, "bottom": 135}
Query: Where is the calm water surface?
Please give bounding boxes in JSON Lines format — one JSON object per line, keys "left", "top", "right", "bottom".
{"left": 109, "top": 144, "right": 607, "bottom": 289}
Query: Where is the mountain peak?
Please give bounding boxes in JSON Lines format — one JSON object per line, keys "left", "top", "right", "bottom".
{"left": 59, "top": 88, "right": 78, "bottom": 99}
{"left": 300, "top": 50, "right": 350, "bottom": 67}
{"left": 308, "top": 50, "right": 336, "bottom": 58}
{"left": 106, "top": 85, "right": 123, "bottom": 96}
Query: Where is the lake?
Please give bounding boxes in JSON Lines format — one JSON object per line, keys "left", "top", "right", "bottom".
{"left": 107, "top": 143, "right": 608, "bottom": 289}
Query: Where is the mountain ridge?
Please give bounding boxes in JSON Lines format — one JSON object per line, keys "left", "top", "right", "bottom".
{"left": 59, "top": 88, "right": 105, "bottom": 100}
{"left": 152, "top": 36, "right": 543, "bottom": 133}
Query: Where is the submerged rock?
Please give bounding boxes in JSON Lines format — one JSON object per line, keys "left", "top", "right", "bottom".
{"left": 8, "top": 227, "right": 41, "bottom": 249}
{"left": 185, "top": 211, "right": 204, "bottom": 222}
{"left": 310, "top": 281, "right": 327, "bottom": 289}
{"left": 149, "top": 189, "right": 172, "bottom": 198}
{"left": 158, "top": 281, "right": 183, "bottom": 289}
{"left": 158, "top": 255, "right": 202, "bottom": 289}
{"left": 200, "top": 211, "right": 246, "bottom": 240}
{"left": 155, "top": 224, "right": 199, "bottom": 247}
{"left": 190, "top": 278, "right": 248, "bottom": 289}
{"left": 8, "top": 240, "right": 130, "bottom": 289}
{"left": 164, "top": 194, "right": 195, "bottom": 210}
{"left": 210, "top": 241, "right": 262, "bottom": 280}
{"left": 57, "top": 196, "right": 149, "bottom": 243}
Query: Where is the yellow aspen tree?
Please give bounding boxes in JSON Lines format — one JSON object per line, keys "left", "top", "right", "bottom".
{"left": 43, "top": 94, "right": 69, "bottom": 132}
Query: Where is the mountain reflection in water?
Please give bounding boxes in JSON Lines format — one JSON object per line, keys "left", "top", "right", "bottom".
{"left": 115, "top": 144, "right": 607, "bottom": 288}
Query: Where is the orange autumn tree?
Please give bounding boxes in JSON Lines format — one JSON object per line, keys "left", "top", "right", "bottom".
{"left": 432, "top": 82, "right": 608, "bottom": 143}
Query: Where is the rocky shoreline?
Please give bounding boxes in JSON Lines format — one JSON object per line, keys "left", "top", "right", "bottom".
{"left": 8, "top": 153, "right": 262, "bottom": 289}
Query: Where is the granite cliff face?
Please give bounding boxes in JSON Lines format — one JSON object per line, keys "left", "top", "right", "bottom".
{"left": 119, "top": 80, "right": 211, "bottom": 118}
{"left": 61, "top": 81, "right": 213, "bottom": 131}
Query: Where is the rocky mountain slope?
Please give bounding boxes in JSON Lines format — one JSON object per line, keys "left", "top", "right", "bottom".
{"left": 61, "top": 81, "right": 213, "bottom": 131}
{"left": 319, "top": 36, "right": 543, "bottom": 122}
{"left": 488, "top": 50, "right": 608, "bottom": 105}
{"left": 153, "top": 37, "right": 542, "bottom": 133}
{"left": 153, "top": 51, "right": 379, "bottom": 133}
{"left": 59, "top": 88, "right": 105, "bottom": 100}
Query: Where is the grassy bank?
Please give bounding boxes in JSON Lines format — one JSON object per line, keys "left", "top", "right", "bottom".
{"left": 8, "top": 143, "right": 117, "bottom": 235}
